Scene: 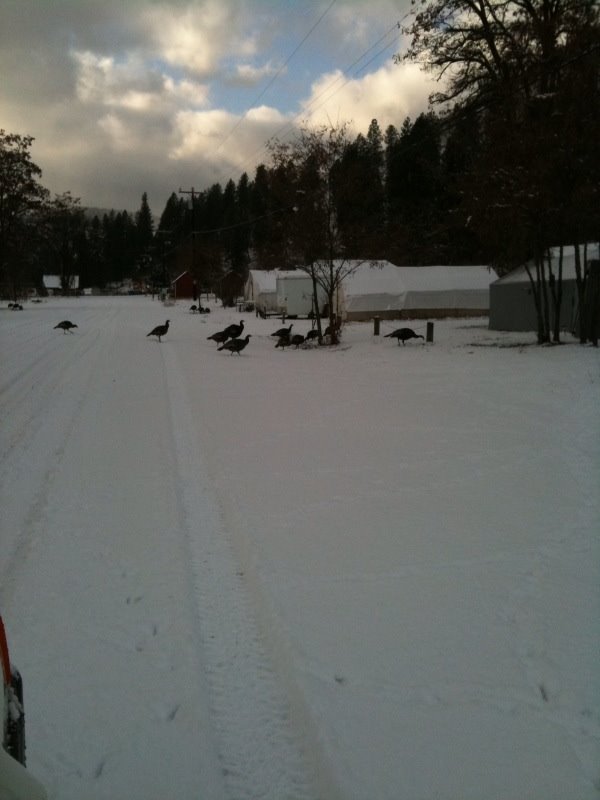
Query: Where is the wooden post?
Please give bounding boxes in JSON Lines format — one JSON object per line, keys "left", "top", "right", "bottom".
{"left": 583, "top": 260, "right": 600, "bottom": 346}
{"left": 426, "top": 321, "right": 434, "bottom": 342}
{"left": 373, "top": 316, "right": 380, "bottom": 336}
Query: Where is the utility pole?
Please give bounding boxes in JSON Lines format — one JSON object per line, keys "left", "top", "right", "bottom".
{"left": 156, "top": 230, "right": 173, "bottom": 301}
{"left": 178, "top": 187, "right": 196, "bottom": 202}
{"left": 179, "top": 188, "right": 197, "bottom": 297}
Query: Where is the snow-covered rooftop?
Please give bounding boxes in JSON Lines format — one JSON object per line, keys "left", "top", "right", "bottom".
{"left": 494, "top": 244, "right": 600, "bottom": 284}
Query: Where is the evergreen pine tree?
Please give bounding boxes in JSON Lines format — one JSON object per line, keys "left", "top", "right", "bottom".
{"left": 135, "top": 192, "right": 154, "bottom": 251}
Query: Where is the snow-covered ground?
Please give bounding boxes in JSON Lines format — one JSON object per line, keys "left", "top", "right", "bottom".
{"left": 1, "top": 295, "right": 598, "bottom": 800}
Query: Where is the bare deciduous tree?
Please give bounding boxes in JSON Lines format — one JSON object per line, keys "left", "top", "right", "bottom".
{"left": 269, "top": 123, "right": 369, "bottom": 345}
{"left": 399, "top": 0, "right": 600, "bottom": 343}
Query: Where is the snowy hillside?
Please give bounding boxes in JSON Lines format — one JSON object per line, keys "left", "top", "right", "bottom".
{"left": 1, "top": 296, "right": 598, "bottom": 800}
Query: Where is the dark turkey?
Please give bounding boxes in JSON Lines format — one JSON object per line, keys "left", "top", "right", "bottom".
{"left": 147, "top": 320, "right": 170, "bottom": 341}
{"left": 218, "top": 334, "right": 252, "bottom": 355}
{"left": 222, "top": 319, "right": 244, "bottom": 340}
{"left": 275, "top": 334, "right": 291, "bottom": 349}
{"left": 207, "top": 329, "right": 231, "bottom": 345}
{"left": 384, "top": 327, "right": 424, "bottom": 345}
{"left": 271, "top": 323, "right": 293, "bottom": 338}
{"left": 54, "top": 320, "right": 78, "bottom": 333}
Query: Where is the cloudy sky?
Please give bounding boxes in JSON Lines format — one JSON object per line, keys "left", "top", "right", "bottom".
{"left": 1, "top": 0, "right": 438, "bottom": 216}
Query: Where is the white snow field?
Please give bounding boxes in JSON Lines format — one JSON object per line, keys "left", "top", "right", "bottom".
{"left": 1, "top": 295, "right": 598, "bottom": 800}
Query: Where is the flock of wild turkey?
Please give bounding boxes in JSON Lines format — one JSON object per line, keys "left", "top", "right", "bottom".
{"left": 205, "top": 318, "right": 424, "bottom": 353}
{"left": 52, "top": 311, "right": 425, "bottom": 353}
{"left": 207, "top": 318, "right": 252, "bottom": 354}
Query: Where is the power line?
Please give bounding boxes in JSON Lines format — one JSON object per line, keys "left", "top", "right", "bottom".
{"left": 291, "top": 25, "right": 403, "bottom": 123}
{"left": 191, "top": 202, "right": 297, "bottom": 236}
{"left": 212, "top": 0, "right": 338, "bottom": 156}
{"left": 222, "top": 19, "right": 405, "bottom": 181}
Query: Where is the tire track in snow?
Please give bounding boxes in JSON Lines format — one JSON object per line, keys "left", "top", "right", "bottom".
{"left": 0, "top": 333, "right": 100, "bottom": 464}
{"left": 162, "top": 345, "right": 319, "bottom": 800}
{"left": 0, "top": 305, "right": 120, "bottom": 461}
{"left": 0, "top": 328, "right": 109, "bottom": 608}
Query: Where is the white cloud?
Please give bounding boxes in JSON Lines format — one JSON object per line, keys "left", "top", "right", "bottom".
{"left": 331, "top": 6, "right": 383, "bottom": 47}
{"left": 142, "top": 1, "right": 250, "bottom": 76}
{"left": 98, "top": 113, "right": 135, "bottom": 151}
{"left": 72, "top": 49, "right": 166, "bottom": 109}
{"left": 232, "top": 61, "right": 282, "bottom": 87}
{"left": 0, "top": 0, "right": 434, "bottom": 211}
{"left": 301, "top": 61, "right": 437, "bottom": 133}
{"left": 244, "top": 105, "right": 286, "bottom": 125}
{"left": 170, "top": 104, "right": 287, "bottom": 165}
{"left": 163, "top": 77, "right": 210, "bottom": 108}
{"left": 170, "top": 109, "right": 232, "bottom": 159}
{"left": 72, "top": 50, "right": 117, "bottom": 104}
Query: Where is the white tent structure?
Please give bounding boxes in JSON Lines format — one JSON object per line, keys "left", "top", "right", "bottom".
{"left": 399, "top": 265, "right": 497, "bottom": 318}
{"left": 338, "top": 262, "right": 497, "bottom": 321}
{"left": 244, "top": 270, "right": 277, "bottom": 316}
{"left": 489, "top": 245, "right": 599, "bottom": 332}
{"left": 337, "top": 261, "right": 405, "bottom": 320}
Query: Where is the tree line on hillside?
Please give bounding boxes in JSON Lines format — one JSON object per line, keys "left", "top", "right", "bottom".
{"left": 1, "top": 0, "right": 598, "bottom": 343}
{"left": 154, "top": 113, "right": 489, "bottom": 277}
{"left": 0, "top": 131, "right": 155, "bottom": 296}
{"left": 0, "top": 114, "right": 487, "bottom": 294}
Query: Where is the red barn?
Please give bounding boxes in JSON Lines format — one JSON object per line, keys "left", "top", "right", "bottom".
{"left": 170, "top": 271, "right": 198, "bottom": 300}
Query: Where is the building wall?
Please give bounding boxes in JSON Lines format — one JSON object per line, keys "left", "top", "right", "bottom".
{"left": 171, "top": 272, "right": 197, "bottom": 299}
{"left": 245, "top": 274, "right": 278, "bottom": 313}
{"left": 219, "top": 273, "right": 245, "bottom": 306}
{"left": 489, "top": 280, "right": 578, "bottom": 331}
{"left": 276, "top": 276, "right": 326, "bottom": 317}
{"left": 345, "top": 307, "right": 490, "bottom": 322}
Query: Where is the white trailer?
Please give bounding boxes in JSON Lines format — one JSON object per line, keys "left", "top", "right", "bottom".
{"left": 276, "top": 272, "right": 324, "bottom": 317}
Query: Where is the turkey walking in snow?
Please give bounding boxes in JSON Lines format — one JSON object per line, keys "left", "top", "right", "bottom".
{"left": 54, "top": 320, "right": 78, "bottom": 333}
{"left": 271, "top": 323, "right": 293, "bottom": 339}
{"left": 290, "top": 334, "right": 305, "bottom": 349}
{"left": 221, "top": 319, "right": 244, "bottom": 340}
{"left": 207, "top": 328, "right": 231, "bottom": 345}
{"left": 275, "top": 333, "right": 291, "bottom": 349}
{"left": 147, "top": 320, "right": 170, "bottom": 342}
{"left": 218, "top": 334, "right": 252, "bottom": 355}
{"left": 384, "top": 327, "right": 424, "bottom": 345}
